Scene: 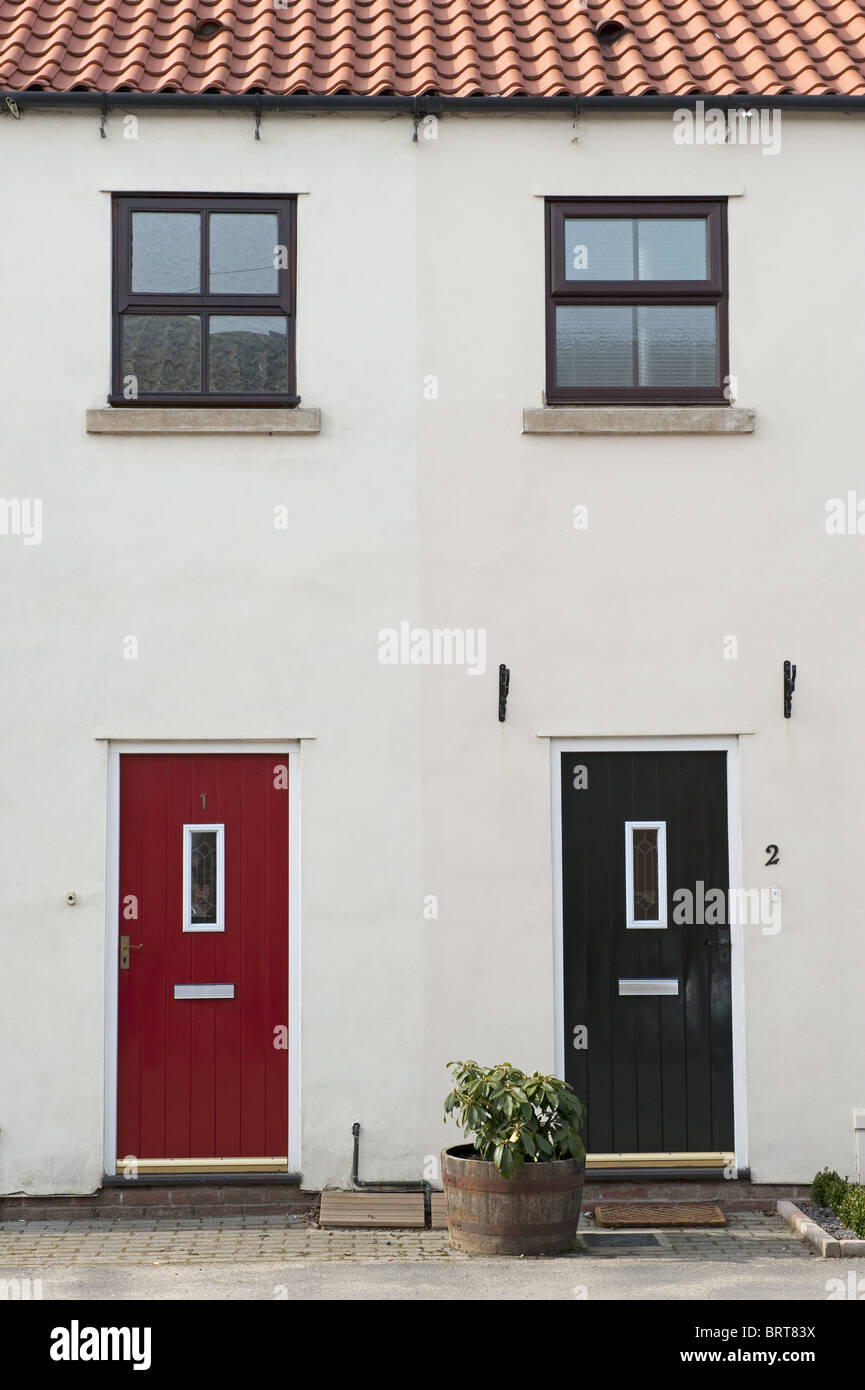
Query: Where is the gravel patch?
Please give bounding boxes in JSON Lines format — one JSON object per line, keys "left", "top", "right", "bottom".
{"left": 798, "top": 1200, "right": 859, "bottom": 1242}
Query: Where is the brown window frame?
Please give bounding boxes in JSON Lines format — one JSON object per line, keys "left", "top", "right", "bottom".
{"left": 111, "top": 193, "right": 298, "bottom": 407}
{"left": 545, "top": 197, "right": 729, "bottom": 405}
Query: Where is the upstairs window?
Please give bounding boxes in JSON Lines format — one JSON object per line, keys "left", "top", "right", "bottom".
{"left": 111, "top": 194, "right": 297, "bottom": 406}
{"left": 545, "top": 198, "right": 728, "bottom": 405}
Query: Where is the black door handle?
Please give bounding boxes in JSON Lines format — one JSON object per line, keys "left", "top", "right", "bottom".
{"left": 704, "top": 929, "right": 731, "bottom": 946}
{"left": 704, "top": 938, "right": 731, "bottom": 964}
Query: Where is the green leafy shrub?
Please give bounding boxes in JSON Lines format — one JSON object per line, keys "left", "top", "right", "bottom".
{"left": 812, "top": 1168, "right": 848, "bottom": 1209}
{"left": 838, "top": 1185, "right": 865, "bottom": 1239}
{"left": 811, "top": 1168, "right": 865, "bottom": 1237}
{"left": 444, "top": 1060, "right": 586, "bottom": 1179}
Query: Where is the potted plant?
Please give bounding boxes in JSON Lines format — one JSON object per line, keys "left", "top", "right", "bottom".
{"left": 442, "top": 1059, "right": 587, "bottom": 1255}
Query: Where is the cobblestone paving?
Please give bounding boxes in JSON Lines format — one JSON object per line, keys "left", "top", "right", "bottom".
{"left": 0, "top": 1213, "right": 813, "bottom": 1265}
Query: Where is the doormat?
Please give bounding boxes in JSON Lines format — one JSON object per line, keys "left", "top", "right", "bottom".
{"left": 582, "top": 1232, "right": 661, "bottom": 1248}
{"left": 319, "top": 1191, "right": 425, "bottom": 1228}
{"left": 594, "top": 1203, "right": 725, "bottom": 1228}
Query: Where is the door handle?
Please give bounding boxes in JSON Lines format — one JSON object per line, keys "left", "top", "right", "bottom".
{"left": 120, "top": 935, "right": 143, "bottom": 970}
{"left": 704, "top": 936, "right": 730, "bottom": 964}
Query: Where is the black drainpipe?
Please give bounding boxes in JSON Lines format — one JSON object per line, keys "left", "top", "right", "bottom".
{"left": 351, "top": 1122, "right": 432, "bottom": 1223}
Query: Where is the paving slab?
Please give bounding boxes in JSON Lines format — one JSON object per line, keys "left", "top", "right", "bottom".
{"left": 0, "top": 1213, "right": 811, "bottom": 1267}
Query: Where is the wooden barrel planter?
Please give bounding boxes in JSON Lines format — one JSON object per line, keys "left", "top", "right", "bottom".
{"left": 441, "top": 1144, "right": 585, "bottom": 1255}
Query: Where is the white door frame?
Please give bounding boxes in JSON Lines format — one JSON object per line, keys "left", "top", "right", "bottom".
{"left": 103, "top": 740, "right": 302, "bottom": 1177}
{"left": 550, "top": 736, "right": 747, "bottom": 1172}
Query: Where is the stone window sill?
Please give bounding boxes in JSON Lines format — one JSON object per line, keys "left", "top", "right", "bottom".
{"left": 86, "top": 407, "right": 321, "bottom": 436}
{"left": 522, "top": 406, "right": 755, "bottom": 435}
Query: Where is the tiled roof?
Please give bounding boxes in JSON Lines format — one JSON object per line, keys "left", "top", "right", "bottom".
{"left": 2, "top": 0, "right": 865, "bottom": 99}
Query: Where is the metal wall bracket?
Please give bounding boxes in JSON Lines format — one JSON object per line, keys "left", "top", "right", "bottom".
{"left": 571, "top": 97, "right": 582, "bottom": 143}
{"left": 783, "top": 659, "right": 796, "bottom": 718}
{"left": 254, "top": 98, "right": 262, "bottom": 140}
{"left": 99, "top": 95, "right": 107, "bottom": 138}
{"left": 498, "top": 664, "right": 510, "bottom": 722}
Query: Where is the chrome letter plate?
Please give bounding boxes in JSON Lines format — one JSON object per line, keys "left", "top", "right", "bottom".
{"left": 173, "top": 984, "right": 235, "bottom": 1000}
{"left": 618, "top": 978, "right": 679, "bottom": 996}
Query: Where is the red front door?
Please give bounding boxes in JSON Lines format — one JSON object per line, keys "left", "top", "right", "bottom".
{"left": 117, "top": 753, "right": 289, "bottom": 1167}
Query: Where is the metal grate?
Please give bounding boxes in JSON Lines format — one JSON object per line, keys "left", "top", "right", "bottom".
{"left": 595, "top": 1202, "right": 725, "bottom": 1227}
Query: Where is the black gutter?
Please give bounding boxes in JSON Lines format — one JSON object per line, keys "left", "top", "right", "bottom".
{"left": 3, "top": 90, "right": 865, "bottom": 113}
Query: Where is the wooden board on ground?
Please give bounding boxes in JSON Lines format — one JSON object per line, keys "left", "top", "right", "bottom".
{"left": 430, "top": 1192, "right": 448, "bottom": 1229}
{"left": 319, "top": 1191, "right": 425, "bottom": 1228}
{"left": 594, "top": 1202, "right": 726, "bottom": 1228}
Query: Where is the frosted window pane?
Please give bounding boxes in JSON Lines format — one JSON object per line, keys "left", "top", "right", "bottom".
{"left": 555, "top": 306, "right": 633, "bottom": 387}
{"left": 131, "top": 213, "right": 200, "bottom": 292}
{"left": 637, "top": 219, "right": 707, "bottom": 280}
{"left": 122, "top": 316, "right": 201, "bottom": 393}
{"left": 208, "top": 316, "right": 288, "bottom": 393}
{"left": 564, "top": 219, "right": 634, "bottom": 280}
{"left": 637, "top": 306, "right": 717, "bottom": 386}
{"left": 209, "top": 214, "right": 279, "bottom": 293}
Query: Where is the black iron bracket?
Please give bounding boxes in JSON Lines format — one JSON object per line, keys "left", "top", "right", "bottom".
{"left": 411, "top": 97, "right": 442, "bottom": 141}
{"left": 254, "top": 96, "right": 262, "bottom": 140}
{"left": 571, "top": 96, "right": 582, "bottom": 143}
{"left": 99, "top": 94, "right": 107, "bottom": 138}
{"left": 783, "top": 660, "right": 796, "bottom": 718}
{"left": 498, "top": 664, "right": 510, "bottom": 722}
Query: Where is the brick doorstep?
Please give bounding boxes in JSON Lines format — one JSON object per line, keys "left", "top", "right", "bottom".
{"left": 1, "top": 1179, "right": 808, "bottom": 1225}
{"left": 0, "top": 1186, "right": 315, "bottom": 1223}
{"left": 582, "top": 1181, "right": 810, "bottom": 1213}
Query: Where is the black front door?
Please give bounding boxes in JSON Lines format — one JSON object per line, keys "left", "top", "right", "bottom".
{"left": 561, "top": 750, "right": 734, "bottom": 1155}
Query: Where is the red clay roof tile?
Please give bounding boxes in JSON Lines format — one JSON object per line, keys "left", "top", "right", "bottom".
{"left": 1, "top": 0, "right": 865, "bottom": 97}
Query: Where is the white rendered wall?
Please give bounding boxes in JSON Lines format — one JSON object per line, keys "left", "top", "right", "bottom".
{"left": 0, "top": 106, "right": 861, "bottom": 1191}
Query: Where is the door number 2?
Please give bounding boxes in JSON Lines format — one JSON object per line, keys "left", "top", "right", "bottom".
{"left": 765, "top": 844, "right": 779, "bottom": 866}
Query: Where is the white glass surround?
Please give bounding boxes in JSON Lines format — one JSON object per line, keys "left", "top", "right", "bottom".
{"left": 624, "top": 820, "right": 667, "bottom": 929}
